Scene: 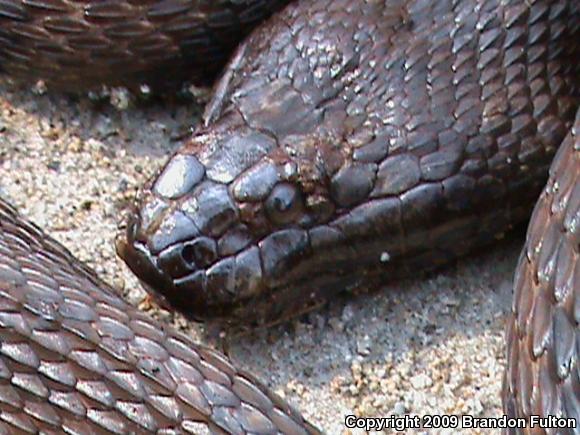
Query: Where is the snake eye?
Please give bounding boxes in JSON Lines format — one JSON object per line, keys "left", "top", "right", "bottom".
{"left": 265, "top": 183, "right": 303, "bottom": 225}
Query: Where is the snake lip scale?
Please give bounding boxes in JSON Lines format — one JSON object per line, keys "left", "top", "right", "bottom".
{"left": 0, "top": 0, "right": 579, "bottom": 433}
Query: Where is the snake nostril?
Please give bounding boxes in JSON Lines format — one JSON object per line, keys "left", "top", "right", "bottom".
{"left": 181, "top": 244, "right": 197, "bottom": 266}
{"left": 181, "top": 237, "right": 218, "bottom": 268}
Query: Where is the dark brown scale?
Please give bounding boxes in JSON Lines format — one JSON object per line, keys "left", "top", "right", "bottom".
{"left": 503, "top": 108, "right": 579, "bottom": 434}
{"left": 0, "top": 0, "right": 292, "bottom": 90}
{"left": 0, "top": 198, "right": 319, "bottom": 434}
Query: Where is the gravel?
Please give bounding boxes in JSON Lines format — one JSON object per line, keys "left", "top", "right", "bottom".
{"left": 0, "top": 77, "right": 520, "bottom": 434}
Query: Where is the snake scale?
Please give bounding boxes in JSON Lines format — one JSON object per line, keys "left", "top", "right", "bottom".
{"left": 0, "top": 0, "right": 578, "bottom": 433}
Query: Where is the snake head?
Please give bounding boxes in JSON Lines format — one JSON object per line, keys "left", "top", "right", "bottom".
{"left": 117, "top": 125, "right": 348, "bottom": 323}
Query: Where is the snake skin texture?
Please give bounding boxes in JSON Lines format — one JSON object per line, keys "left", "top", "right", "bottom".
{"left": 119, "top": 0, "right": 579, "bottom": 325}
{"left": 502, "top": 108, "right": 579, "bottom": 434}
{"left": 0, "top": 0, "right": 290, "bottom": 90}
{"left": 0, "top": 198, "right": 319, "bottom": 434}
{"left": 1, "top": 0, "right": 579, "bottom": 433}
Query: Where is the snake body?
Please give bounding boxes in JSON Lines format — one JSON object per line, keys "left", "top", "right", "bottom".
{"left": 0, "top": 199, "right": 319, "bottom": 433}
{"left": 503, "top": 109, "right": 579, "bottom": 430}
{"left": 0, "top": 0, "right": 291, "bottom": 90}
{"left": 0, "top": 0, "right": 579, "bottom": 433}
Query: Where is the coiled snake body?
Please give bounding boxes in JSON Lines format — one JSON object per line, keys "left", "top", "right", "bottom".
{"left": 0, "top": 0, "right": 578, "bottom": 433}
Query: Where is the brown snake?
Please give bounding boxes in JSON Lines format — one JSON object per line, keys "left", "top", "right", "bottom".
{"left": 0, "top": 0, "right": 579, "bottom": 433}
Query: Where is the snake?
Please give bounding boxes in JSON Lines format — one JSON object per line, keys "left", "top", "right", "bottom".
{"left": 0, "top": 0, "right": 578, "bottom": 433}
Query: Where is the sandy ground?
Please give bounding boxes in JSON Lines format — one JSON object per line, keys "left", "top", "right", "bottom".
{"left": 0, "top": 77, "right": 521, "bottom": 434}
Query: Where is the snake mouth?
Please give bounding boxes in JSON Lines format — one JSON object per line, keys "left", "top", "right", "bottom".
{"left": 116, "top": 198, "right": 252, "bottom": 321}
{"left": 115, "top": 233, "right": 176, "bottom": 312}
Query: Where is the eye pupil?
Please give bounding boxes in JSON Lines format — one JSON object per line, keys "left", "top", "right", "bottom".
{"left": 265, "top": 183, "right": 303, "bottom": 225}
{"left": 274, "top": 196, "right": 288, "bottom": 212}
